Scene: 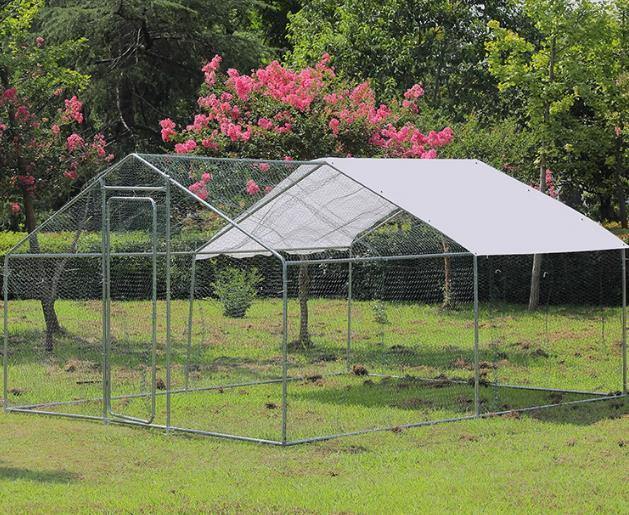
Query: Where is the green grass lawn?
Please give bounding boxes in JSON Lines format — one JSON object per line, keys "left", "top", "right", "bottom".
{"left": 1, "top": 297, "right": 627, "bottom": 512}
{"left": 0, "top": 400, "right": 627, "bottom": 513}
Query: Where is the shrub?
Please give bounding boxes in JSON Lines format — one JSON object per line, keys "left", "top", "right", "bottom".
{"left": 211, "top": 266, "right": 262, "bottom": 318}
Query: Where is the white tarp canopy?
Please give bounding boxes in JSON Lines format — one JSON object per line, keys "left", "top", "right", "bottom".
{"left": 196, "top": 158, "right": 627, "bottom": 259}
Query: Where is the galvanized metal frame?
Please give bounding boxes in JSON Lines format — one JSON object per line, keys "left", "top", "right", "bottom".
{"left": 2, "top": 153, "right": 627, "bottom": 446}
{"left": 105, "top": 194, "right": 159, "bottom": 425}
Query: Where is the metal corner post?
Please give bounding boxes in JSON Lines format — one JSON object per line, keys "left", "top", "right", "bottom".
{"left": 473, "top": 255, "right": 480, "bottom": 416}
{"left": 165, "top": 178, "right": 172, "bottom": 431}
{"left": 3, "top": 256, "right": 10, "bottom": 412}
{"left": 346, "top": 248, "right": 353, "bottom": 373}
{"left": 281, "top": 260, "right": 289, "bottom": 445}
{"left": 100, "top": 179, "right": 110, "bottom": 423}
{"left": 622, "top": 248, "right": 627, "bottom": 394}
{"left": 185, "top": 257, "right": 197, "bottom": 391}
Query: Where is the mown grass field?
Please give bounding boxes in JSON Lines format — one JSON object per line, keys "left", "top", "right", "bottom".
{"left": 1, "top": 297, "right": 628, "bottom": 513}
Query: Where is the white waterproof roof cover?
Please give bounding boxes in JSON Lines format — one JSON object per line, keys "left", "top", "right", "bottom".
{"left": 196, "top": 158, "right": 627, "bottom": 259}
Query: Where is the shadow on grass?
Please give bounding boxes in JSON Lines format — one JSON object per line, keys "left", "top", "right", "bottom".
{"left": 526, "top": 395, "right": 628, "bottom": 425}
{"left": 0, "top": 463, "right": 78, "bottom": 483}
{"left": 290, "top": 375, "right": 627, "bottom": 426}
{"left": 292, "top": 342, "right": 565, "bottom": 372}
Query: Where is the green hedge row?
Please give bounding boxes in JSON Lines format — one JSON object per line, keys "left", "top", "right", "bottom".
{"left": 2, "top": 231, "right": 625, "bottom": 306}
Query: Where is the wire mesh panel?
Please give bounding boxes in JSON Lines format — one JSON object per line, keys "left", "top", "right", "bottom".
{"left": 3, "top": 254, "right": 104, "bottom": 417}
{"left": 2, "top": 153, "right": 626, "bottom": 445}
{"left": 477, "top": 250, "right": 625, "bottom": 415}
{"left": 2, "top": 178, "right": 106, "bottom": 416}
{"left": 283, "top": 254, "right": 478, "bottom": 442}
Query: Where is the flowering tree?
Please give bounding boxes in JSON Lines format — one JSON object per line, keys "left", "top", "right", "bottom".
{"left": 162, "top": 54, "right": 453, "bottom": 345}
{"left": 1, "top": 1, "right": 112, "bottom": 350}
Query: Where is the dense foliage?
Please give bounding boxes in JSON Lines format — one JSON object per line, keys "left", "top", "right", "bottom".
{"left": 35, "top": 0, "right": 271, "bottom": 153}
{"left": 286, "top": 0, "right": 534, "bottom": 118}
{"left": 0, "top": 0, "right": 626, "bottom": 236}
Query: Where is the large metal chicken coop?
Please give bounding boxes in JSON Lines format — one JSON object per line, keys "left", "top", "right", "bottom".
{"left": 2, "top": 154, "right": 627, "bottom": 445}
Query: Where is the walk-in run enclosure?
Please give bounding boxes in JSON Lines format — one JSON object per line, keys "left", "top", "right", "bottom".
{"left": 2, "top": 154, "right": 627, "bottom": 445}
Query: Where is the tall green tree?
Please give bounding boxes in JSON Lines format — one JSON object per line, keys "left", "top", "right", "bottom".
{"left": 35, "top": 0, "right": 270, "bottom": 152}
{"left": 486, "top": 0, "right": 628, "bottom": 309}
{"left": 286, "top": 0, "right": 534, "bottom": 118}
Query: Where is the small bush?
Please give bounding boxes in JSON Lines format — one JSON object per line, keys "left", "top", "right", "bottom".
{"left": 212, "top": 266, "right": 262, "bottom": 318}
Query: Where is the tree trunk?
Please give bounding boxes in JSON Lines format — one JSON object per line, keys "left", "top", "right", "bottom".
{"left": 615, "top": 131, "right": 627, "bottom": 229}
{"left": 528, "top": 253, "right": 543, "bottom": 311}
{"left": 529, "top": 35, "right": 556, "bottom": 311}
{"left": 23, "top": 190, "right": 62, "bottom": 349}
{"left": 441, "top": 237, "right": 454, "bottom": 309}
{"left": 298, "top": 258, "right": 311, "bottom": 347}
{"left": 528, "top": 163, "right": 546, "bottom": 311}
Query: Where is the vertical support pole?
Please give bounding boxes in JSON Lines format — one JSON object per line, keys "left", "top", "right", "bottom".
{"left": 281, "top": 261, "right": 289, "bottom": 445}
{"left": 3, "top": 256, "right": 10, "bottom": 412}
{"left": 165, "top": 179, "right": 172, "bottom": 431}
{"left": 622, "top": 248, "right": 627, "bottom": 394}
{"left": 346, "top": 248, "right": 353, "bottom": 372}
{"left": 473, "top": 255, "right": 480, "bottom": 416}
{"left": 100, "top": 180, "right": 110, "bottom": 422}
{"left": 185, "top": 257, "right": 197, "bottom": 390}
{"left": 149, "top": 199, "right": 158, "bottom": 422}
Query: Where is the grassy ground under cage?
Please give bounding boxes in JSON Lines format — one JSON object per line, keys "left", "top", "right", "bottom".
{"left": 2, "top": 297, "right": 625, "bottom": 440}
{"left": 1, "top": 297, "right": 627, "bottom": 511}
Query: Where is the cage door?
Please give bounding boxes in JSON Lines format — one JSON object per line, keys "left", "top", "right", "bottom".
{"left": 104, "top": 196, "right": 158, "bottom": 424}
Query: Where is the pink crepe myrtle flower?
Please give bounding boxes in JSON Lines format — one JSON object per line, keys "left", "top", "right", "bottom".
{"left": 545, "top": 169, "right": 559, "bottom": 199}
{"left": 264, "top": 185, "right": 273, "bottom": 193}
{"left": 220, "top": 121, "right": 251, "bottom": 142}
{"left": 202, "top": 54, "right": 222, "bottom": 87}
{"left": 159, "top": 118, "right": 177, "bottom": 142}
{"left": 201, "top": 172, "right": 212, "bottom": 183}
{"left": 246, "top": 179, "right": 260, "bottom": 195}
{"left": 329, "top": 118, "right": 340, "bottom": 135}
{"left": 201, "top": 138, "right": 218, "bottom": 150}
{"left": 323, "top": 93, "right": 341, "bottom": 105}
{"left": 1, "top": 87, "right": 17, "bottom": 104}
{"left": 35, "top": 36, "right": 45, "bottom": 48}
{"left": 174, "top": 139, "right": 197, "bottom": 154}
{"left": 257, "top": 117, "right": 273, "bottom": 130}
{"left": 63, "top": 96, "right": 84, "bottom": 124}
{"left": 9, "top": 202, "right": 21, "bottom": 215}
{"left": 189, "top": 180, "right": 209, "bottom": 201}
{"left": 258, "top": 162, "right": 270, "bottom": 172}
{"left": 404, "top": 84, "right": 424, "bottom": 99}
{"left": 274, "top": 123, "right": 292, "bottom": 134}
{"left": 51, "top": 124, "right": 61, "bottom": 136}
{"left": 283, "top": 156, "right": 293, "bottom": 161}
{"left": 66, "top": 133, "right": 84, "bottom": 152}
{"left": 15, "top": 105, "right": 30, "bottom": 122}
{"left": 402, "top": 99, "right": 418, "bottom": 112}
{"left": 92, "top": 133, "right": 107, "bottom": 156}
{"left": 64, "top": 170, "right": 78, "bottom": 180}
{"left": 188, "top": 114, "right": 209, "bottom": 132}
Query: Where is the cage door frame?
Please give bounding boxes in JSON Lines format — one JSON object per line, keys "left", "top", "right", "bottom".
{"left": 103, "top": 194, "right": 158, "bottom": 424}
